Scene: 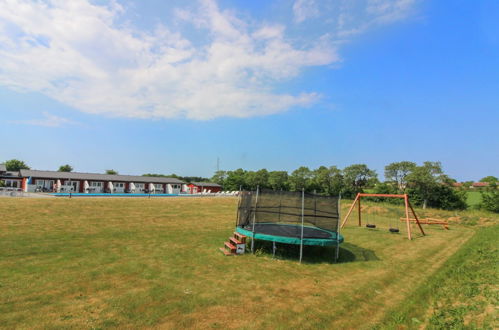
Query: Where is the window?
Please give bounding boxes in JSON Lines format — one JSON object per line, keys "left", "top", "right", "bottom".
{"left": 34, "top": 180, "right": 55, "bottom": 190}
{"left": 154, "top": 184, "right": 163, "bottom": 190}
{"left": 135, "top": 183, "right": 144, "bottom": 189}
{"left": 115, "top": 183, "right": 125, "bottom": 188}
{"left": 90, "top": 182, "right": 103, "bottom": 187}
{"left": 64, "top": 180, "right": 78, "bottom": 191}
{"left": 5, "top": 180, "right": 20, "bottom": 188}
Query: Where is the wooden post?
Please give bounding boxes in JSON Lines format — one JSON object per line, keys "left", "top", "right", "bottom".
{"left": 408, "top": 200, "right": 425, "bottom": 236}
{"left": 340, "top": 193, "right": 360, "bottom": 228}
{"left": 335, "top": 195, "right": 341, "bottom": 262}
{"left": 404, "top": 194, "right": 412, "bottom": 240}
{"left": 358, "top": 196, "right": 362, "bottom": 227}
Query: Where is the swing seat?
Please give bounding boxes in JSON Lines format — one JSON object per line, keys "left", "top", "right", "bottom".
{"left": 366, "top": 224, "right": 376, "bottom": 229}
{"left": 389, "top": 228, "right": 400, "bottom": 233}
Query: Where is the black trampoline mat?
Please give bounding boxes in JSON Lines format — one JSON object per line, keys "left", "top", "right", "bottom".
{"left": 243, "top": 223, "right": 333, "bottom": 239}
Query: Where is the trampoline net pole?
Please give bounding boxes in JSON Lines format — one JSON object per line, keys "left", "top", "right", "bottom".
{"left": 235, "top": 190, "right": 242, "bottom": 229}
{"left": 299, "top": 188, "right": 305, "bottom": 263}
{"left": 335, "top": 194, "right": 341, "bottom": 262}
{"left": 251, "top": 186, "right": 260, "bottom": 253}
{"left": 278, "top": 189, "right": 282, "bottom": 222}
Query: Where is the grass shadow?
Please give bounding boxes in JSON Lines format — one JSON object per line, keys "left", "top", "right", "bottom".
{"left": 250, "top": 240, "right": 380, "bottom": 264}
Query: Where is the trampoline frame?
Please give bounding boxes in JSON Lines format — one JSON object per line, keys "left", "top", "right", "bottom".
{"left": 236, "top": 223, "right": 344, "bottom": 246}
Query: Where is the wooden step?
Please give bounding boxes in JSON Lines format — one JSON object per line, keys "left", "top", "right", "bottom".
{"left": 234, "top": 232, "right": 247, "bottom": 243}
{"left": 219, "top": 247, "right": 234, "bottom": 256}
{"left": 224, "top": 241, "right": 236, "bottom": 252}
{"left": 229, "top": 237, "right": 243, "bottom": 245}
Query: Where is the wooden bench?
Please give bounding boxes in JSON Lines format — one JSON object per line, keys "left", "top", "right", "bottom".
{"left": 400, "top": 217, "right": 449, "bottom": 230}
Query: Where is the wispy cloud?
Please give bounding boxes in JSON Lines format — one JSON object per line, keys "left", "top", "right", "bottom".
{"left": 11, "top": 112, "right": 77, "bottom": 127}
{"left": 293, "top": 0, "right": 320, "bottom": 23}
{"left": 0, "top": 0, "right": 417, "bottom": 120}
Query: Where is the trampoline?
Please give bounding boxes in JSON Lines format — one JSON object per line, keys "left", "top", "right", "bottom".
{"left": 236, "top": 189, "right": 344, "bottom": 261}
{"left": 236, "top": 223, "right": 343, "bottom": 246}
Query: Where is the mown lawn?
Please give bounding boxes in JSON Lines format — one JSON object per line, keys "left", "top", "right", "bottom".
{"left": 378, "top": 224, "right": 498, "bottom": 329}
{"left": 466, "top": 191, "right": 482, "bottom": 207}
{"left": 0, "top": 197, "right": 496, "bottom": 329}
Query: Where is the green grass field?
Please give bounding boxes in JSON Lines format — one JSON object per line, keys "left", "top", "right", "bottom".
{"left": 0, "top": 197, "right": 497, "bottom": 329}
{"left": 467, "top": 191, "right": 482, "bottom": 207}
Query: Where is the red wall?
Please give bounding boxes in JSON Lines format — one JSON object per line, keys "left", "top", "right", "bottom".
{"left": 187, "top": 184, "right": 222, "bottom": 193}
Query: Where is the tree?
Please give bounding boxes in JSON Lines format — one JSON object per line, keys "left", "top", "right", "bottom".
{"left": 312, "top": 166, "right": 344, "bottom": 196}
{"left": 58, "top": 164, "right": 73, "bottom": 172}
{"left": 211, "top": 170, "right": 227, "bottom": 186}
{"left": 288, "top": 166, "right": 313, "bottom": 192}
{"left": 224, "top": 169, "right": 247, "bottom": 191}
{"left": 384, "top": 161, "right": 416, "bottom": 192}
{"left": 268, "top": 171, "right": 289, "bottom": 191}
{"left": 370, "top": 182, "right": 402, "bottom": 204}
{"left": 431, "top": 185, "right": 467, "bottom": 210}
{"left": 245, "top": 169, "right": 269, "bottom": 190}
{"left": 142, "top": 173, "right": 179, "bottom": 178}
{"left": 342, "top": 164, "right": 377, "bottom": 197}
{"left": 105, "top": 169, "right": 118, "bottom": 175}
{"left": 479, "top": 176, "right": 498, "bottom": 185}
{"left": 480, "top": 190, "right": 499, "bottom": 213}
{"left": 405, "top": 162, "right": 443, "bottom": 209}
{"left": 405, "top": 161, "right": 466, "bottom": 210}
{"left": 181, "top": 176, "right": 210, "bottom": 183}
{"left": 4, "top": 159, "right": 30, "bottom": 171}
{"left": 462, "top": 181, "right": 474, "bottom": 189}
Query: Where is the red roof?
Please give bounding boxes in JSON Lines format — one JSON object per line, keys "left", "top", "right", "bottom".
{"left": 472, "top": 182, "right": 489, "bottom": 187}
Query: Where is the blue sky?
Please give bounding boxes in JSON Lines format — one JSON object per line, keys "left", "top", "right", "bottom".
{"left": 0, "top": 0, "right": 497, "bottom": 181}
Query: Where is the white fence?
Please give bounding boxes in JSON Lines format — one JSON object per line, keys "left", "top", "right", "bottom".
{"left": 0, "top": 187, "right": 25, "bottom": 197}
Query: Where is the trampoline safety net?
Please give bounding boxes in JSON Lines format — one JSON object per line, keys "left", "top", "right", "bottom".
{"left": 237, "top": 190, "right": 340, "bottom": 236}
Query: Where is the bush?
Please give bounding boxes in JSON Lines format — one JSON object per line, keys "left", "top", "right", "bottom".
{"left": 480, "top": 190, "right": 499, "bottom": 213}
{"left": 408, "top": 185, "right": 467, "bottom": 210}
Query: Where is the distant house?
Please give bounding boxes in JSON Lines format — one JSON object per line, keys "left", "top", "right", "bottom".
{"left": 0, "top": 164, "right": 22, "bottom": 188}
{"left": 472, "top": 182, "right": 489, "bottom": 188}
{"left": 2, "top": 169, "right": 185, "bottom": 194}
{"left": 187, "top": 182, "right": 222, "bottom": 194}
{"left": 452, "top": 182, "right": 463, "bottom": 187}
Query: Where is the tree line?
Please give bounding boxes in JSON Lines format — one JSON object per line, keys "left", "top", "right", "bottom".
{"left": 211, "top": 161, "right": 498, "bottom": 211}
{"left": 2, "top": 158, "right": 497, "bottom": 212}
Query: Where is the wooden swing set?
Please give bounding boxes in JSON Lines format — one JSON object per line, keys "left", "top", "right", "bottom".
{"left": 340, "top": 193, "right": 425, "bottom": 240}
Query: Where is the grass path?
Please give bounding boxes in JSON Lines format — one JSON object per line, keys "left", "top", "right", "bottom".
{"left": 0, "top": 197, "right": 493, "bottom": 328}
{"left": 377, "top": 224, "right": 498, "bottom": 329}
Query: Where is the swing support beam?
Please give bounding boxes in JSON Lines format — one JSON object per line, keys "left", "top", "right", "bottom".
{"left": 340, "top": 193, "right": 425, "bottom": 240}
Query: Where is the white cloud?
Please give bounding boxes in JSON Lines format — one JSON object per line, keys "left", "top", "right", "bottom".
{"left": 336, "top": 0, "right": 417, "bottom": 37}
{"left": 293, "top": 0, "right": 319, "bottom": 23}
{"left": 0, "top": 0, "right": 417, "bottom": 120}
{"left": 367, "top": 0, "right": 416, "bottom": 24}
{"left": 11, "top": 112, "right": 77, "bottom": 127}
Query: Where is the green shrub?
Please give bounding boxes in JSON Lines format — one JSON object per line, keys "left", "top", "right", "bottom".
{"left": 480, "top": 190, "right": 499, "bottom": 213}
{"left": 408, "top": 185, "right": 467, "bottom": 210}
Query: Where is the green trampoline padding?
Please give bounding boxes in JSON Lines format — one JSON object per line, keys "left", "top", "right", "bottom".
{"left": 236, "top": 223, "right": 344, "bottom": 246}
